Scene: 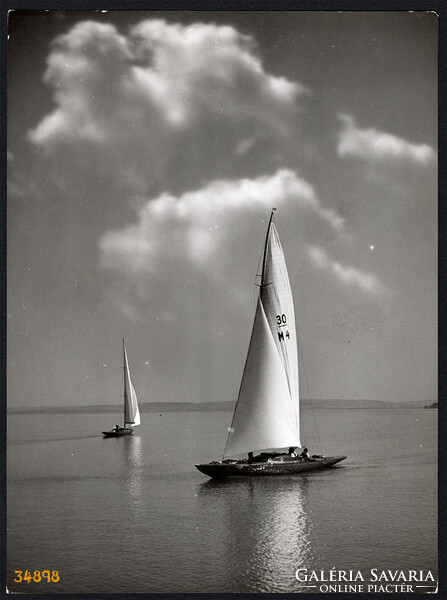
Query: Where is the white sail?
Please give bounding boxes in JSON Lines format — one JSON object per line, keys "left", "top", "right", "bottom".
{"left": 123, "top": 342, "right": 140, "bottom": 428}
{"left": 261, "top": 221, "right": 300, "bottom": 439}
{"left": 223, "top": 215, "right": 301, "bottom": 458}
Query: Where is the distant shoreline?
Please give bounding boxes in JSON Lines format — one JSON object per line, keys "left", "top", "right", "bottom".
{"left": 7, "top": 399, "right": 436, "bottom": 414}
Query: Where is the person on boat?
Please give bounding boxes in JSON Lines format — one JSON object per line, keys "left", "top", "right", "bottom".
{"left": 114, "top": 425, "right": 120, "bottom": 432}
{"left": 288, "top": 447, "right": 298, "bottom": 458}
{"left": 301, "top": 446, "right": 310, "bottom": 459}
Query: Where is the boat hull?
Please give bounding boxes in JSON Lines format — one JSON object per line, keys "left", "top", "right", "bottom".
{"left": 102, "top": 428, "right": 134, "bottom": 438}
{"left": 195, "top": 456, "right": 346, "bottom": 478}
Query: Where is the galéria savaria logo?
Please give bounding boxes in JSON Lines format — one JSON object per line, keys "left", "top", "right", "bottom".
{"left": 295, "top": 568, "right": 437, "bottom": 593}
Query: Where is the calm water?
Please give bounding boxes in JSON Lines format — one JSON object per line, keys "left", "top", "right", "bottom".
{"left": 7, "top": 407, "right": 437, "bottom": 593}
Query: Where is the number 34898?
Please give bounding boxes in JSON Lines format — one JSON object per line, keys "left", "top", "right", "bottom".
{"left": 14, "top": 570, "right": 60, "bottom": 583}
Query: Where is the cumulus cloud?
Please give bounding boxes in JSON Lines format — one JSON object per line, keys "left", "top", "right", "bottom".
{"left": 129, "top": 20, "right": 304, "bottom": 128}
{"left": 100, "top": 169, "right": 332, "bottom": 270}
{"left": 337, "top": 114, "right": 436, "bottom": 166}
{"left": 30, "top": 22, "right": 132, "bottom": 148}
{"left": 28, "top": 19, "right": 308, "bottom": 195}
{"left": 27, "top": 19, "right": 390, "bottom": 317}
{"left": 99, "top": 169, "right": 348, "bottom": 315}
{"left": 308, "top": 245, "right": 387, "bottom": 295}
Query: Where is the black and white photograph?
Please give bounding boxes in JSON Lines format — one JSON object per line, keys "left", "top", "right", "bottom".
{"left": 6, "top": 8, "right": 438, "bottom": 594}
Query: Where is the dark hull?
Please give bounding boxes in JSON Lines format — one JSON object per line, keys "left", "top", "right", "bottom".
{"left": 195, "top": 456, "right": 346, "bottom": 478}
{"left": 102, "top": 428, "right": 134, "bottom": 438}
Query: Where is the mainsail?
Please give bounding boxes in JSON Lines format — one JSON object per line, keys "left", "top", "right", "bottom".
{"left": 123, "top": 341, "right": 140, "bottom": 428}
{"left": 223, "top": 211, "right": 301, "bottom": 458}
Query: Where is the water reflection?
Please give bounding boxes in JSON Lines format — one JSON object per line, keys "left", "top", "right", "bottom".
{"left": 123, "top": 435, "right": 144, "bottom": 521}
{"left": 198, "top": 477, "right": 312, "bottom": 592}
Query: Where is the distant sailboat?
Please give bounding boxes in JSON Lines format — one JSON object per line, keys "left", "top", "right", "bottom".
{"left": 196, "top": 210, "right": 346, "bottom": 477}
{"left": 102, "top": 340, "right": 141, "bottom": 438}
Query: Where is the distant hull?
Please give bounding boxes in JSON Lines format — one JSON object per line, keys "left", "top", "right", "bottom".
{"left": 195, "top": 456, "right": 346, "bottom": 478}
{"left": 102, "top": 428, "right": 134, "bottom": 438}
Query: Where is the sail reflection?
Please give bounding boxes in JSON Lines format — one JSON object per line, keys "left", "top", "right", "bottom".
{"left": 198, "top": 477, "right": 312, "bottom": 593}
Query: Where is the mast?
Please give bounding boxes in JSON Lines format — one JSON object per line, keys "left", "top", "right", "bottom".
{"left": 260, "top": 208, "right": 276, "bottom": 293}
{"left": 122, "top": 338, "right": 127, "bottom": 428}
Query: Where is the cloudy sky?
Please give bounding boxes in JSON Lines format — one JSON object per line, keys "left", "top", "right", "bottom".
{"left": 8, "top": 11, "right": 437, "bottom": 407}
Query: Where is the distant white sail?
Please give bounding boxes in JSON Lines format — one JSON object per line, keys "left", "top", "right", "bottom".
{"left": 123, "top": 342, "right": 140, "bottom": 427}
{"left": 223, "top": 214, "right": 301, "bottom": 459}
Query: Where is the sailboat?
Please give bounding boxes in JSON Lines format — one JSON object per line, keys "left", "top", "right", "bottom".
{"left": 102, "top": 340, "right": 141, "bottom": 438}
{"left": 195, "top": 210, "right": 346, "bottom": 477}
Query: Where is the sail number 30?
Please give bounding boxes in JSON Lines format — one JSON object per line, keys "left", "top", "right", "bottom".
{"left": 276, "top": 314, "right": 290, "bottom": 341}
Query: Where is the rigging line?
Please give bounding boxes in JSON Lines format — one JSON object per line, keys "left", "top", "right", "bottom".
{"left": 260, "top": 209, "right": 276, "bottom": 299}
{"left": 254, "top": 250, "right": 264, "bottom": 307}
{"left": 296, "top": 331, "right": 323, "bottom": 455}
